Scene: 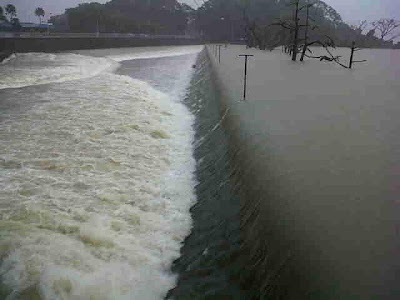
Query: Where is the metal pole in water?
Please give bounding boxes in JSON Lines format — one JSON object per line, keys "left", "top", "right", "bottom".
{"left": 238, "top": 54, "right": 253, "bottom": 101}
{"left": 217, "top": 45, "right": 222, "bottom": 63}
{"left": 96, "top": 18, "right": 100, "bottom": 38}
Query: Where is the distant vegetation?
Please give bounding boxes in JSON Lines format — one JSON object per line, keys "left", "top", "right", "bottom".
{"left": 1, "top": 0, "right": 399, "bottom": 49}
{"left": 195, "top": 0, "right": 399, "bottom": 49}
{"left": 50, "top": 0, "right": 192, "bottom": 35}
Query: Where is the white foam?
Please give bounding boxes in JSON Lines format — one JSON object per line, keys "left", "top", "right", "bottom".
{"left": 106, "top": 45, "right": 203, "bottom": 62}
{"left": 0, "top": 52, "right": 118, "bottom": 90}
{"left": 0, "top": 49, "right": 199, "bottom": 299}
{"left": 0, "top": 53, "right": 16, "bottom": 65}
{"left": 0, "top": 46, "right": 203, "bottom": 90}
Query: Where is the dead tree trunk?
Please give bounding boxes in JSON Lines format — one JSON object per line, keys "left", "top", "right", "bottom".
{"left": 291, "top": 0, "right": 300, "bottom": 61}
{"left": 272, "top": 1, "right": 319, "bottom": 61}
{"left": 349, "top": 41, "right": 356, "bottom": 69}
{"left": 300, "top": 1, "right": 310, "bottom": 62}
{"left": 348, "top": 41, "right": 367, "bottom": 69}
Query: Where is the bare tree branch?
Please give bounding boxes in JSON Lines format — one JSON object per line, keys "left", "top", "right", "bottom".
{"left": 271, "top": 21, "right": 294, "bottom": 30}
{"left": 372, "top": 18, "right": 400, "bottom": 40}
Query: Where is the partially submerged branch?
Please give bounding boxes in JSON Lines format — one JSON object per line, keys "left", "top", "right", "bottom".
{"left": 305, "top": 40, "right": 367, "bottom": 69}
{"left": 348, "top": 41, "right": 367, "bottom": 69}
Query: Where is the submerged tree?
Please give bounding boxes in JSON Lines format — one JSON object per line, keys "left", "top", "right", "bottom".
{"left": 270, "top": 0, "right": 367, "bottom": 67}
{"left": 272, "top": 0, "right": 316, "bottom": 61}
{"left": 303, "top": 38, "right": 366, "bottom": 69}
{"left": 348, "top": 41, "right": 367, "bottom": 69}
{"left": 299, "top": 0, "right": 317, "bottom": 61}
{"left": 35, "top": 7, "right": 45, "bottom": 25}
{"left": 290, "top": 0, "right": 300, "bottom": 61}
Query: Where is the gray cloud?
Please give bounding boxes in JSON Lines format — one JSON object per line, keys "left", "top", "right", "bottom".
{"left": 323, "top": 0, "right": 400, "bottom": 24}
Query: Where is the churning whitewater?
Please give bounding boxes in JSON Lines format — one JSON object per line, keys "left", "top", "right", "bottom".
{"left": 0, "top": 45, "right": 202, "bottom": 299}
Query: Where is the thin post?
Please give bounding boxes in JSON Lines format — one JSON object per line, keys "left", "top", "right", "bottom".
{"left": 217, "top": 44, "right": 222, "bottom": 63}
{"left": 238, "top": 54, "right": 254, "bottom": 101}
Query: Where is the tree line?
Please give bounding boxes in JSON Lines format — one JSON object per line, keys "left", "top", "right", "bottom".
{"left": 50, "top": 0, "right": 191, "bottom": 35}
{"left": 195, "top": 0, "right": 399, "bottom": 49}
{"left": 1, "top": 0, "right": 399, "bottom": 50}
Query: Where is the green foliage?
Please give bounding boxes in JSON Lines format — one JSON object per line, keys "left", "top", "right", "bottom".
{"left": 54, "top": 0, "right": 189, "bottom": 34}
{"left": 37, "top": 0, "right": 397, "bottom": 48}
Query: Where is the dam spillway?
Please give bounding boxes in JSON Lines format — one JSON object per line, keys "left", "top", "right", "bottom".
{"left": 1, "top": 44, "right": 400, "bottom": 299}
{"left": 192, "top": 44, "right": 400, "bottom": 299}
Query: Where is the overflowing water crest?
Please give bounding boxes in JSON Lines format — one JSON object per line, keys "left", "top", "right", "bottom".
{"left": 0, "top": 45, "right": 202, "bottom": 299}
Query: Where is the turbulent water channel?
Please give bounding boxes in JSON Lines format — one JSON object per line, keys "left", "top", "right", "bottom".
{"left": 0, "top": 46, "right": 203, "bottom": 299}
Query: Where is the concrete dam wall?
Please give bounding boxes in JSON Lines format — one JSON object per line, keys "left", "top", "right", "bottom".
{"left": 201, "top": 45, "right": 400, "bottom": 299}
{"left": 0, "top": 37, "right": 202, "bottom": 53}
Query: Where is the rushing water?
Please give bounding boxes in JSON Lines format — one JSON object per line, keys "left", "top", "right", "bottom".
{"left": 166, "top": 50, "right": 243, "bottom": 299}
{"left": 0, "top": 45, "right": 202, "bottom": 299}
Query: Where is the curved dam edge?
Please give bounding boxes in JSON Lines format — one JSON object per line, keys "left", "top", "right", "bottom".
{"left": 205, "top": 45, "right": 306, "bottom": 299}
{"left": 167, "top": 48, "right": 243, "bottom": 299}
{"left": 0, "top": 37, "right": 202, "bottom": 54}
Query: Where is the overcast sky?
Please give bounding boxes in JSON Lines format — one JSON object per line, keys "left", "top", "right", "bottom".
{"left": 0, "top": 0, "right": 399, "bottom": 26}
